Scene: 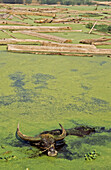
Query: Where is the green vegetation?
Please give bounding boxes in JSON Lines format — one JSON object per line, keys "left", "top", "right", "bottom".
{"left": 2, "top": 0, "right": 111, "bottom": 5}
{"left": 40, "top": 0, "right": 92, "bottom": 5}
{"left": 86, "top": 23, "right": 111, "bottom": 33}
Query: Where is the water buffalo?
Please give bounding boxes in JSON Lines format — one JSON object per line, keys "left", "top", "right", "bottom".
{"left": 17, "top": 123, "right": 66, "bottom": 157}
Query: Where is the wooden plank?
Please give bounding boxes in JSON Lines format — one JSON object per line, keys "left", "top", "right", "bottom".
{"left": 7, "top": 44, "right": 111, "bottom": 55}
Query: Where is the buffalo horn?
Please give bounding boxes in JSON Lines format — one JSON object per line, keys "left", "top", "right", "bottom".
{"left": 17, "top": 123, "right": 41, "bottom": 142}
{"left": 54, "top": 123, "right": 66, "bottom": 141}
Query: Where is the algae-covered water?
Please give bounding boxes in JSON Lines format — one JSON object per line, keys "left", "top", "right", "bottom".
{"left": 0, "top": 50, "right": 111, "bottom": 170}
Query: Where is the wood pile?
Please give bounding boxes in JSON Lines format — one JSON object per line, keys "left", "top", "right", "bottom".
{"left": 0, "top": 4, "right": 110, "bottom": 57}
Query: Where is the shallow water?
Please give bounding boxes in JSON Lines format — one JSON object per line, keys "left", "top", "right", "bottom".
{"left": 0, "top": 51, "right": 111, "bottom": 169}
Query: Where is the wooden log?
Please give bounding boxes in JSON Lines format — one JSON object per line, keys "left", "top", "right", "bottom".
{"left": 20, "top": 15, "right": 29, "bottom": 19}
{"left": 81, "top": 18, "right": 111, "bottom": 24}
{"left": 92, "top": 1, "right": 111, "bottom": 6}
{"left": 0, "top": 21, "right": 7, "bottom": 24}
{"left": 41, "top": 41, "right": 96, "bottom": 49}
{"left": 0, "top": 25, "right": 72, "bottom": 31}
{"left": 13, "top": 14, "right": 24, "bottom": 20}
{"left": 13, "top": 29, "right": 81, "bottom": 33}
{"left": 0, "top": 38, "right": 50, "bottom": 45}
{"left": 0, "top": 38, "right": 96, "bottom": 49}
{"left": 11, "top": 7, "right": 68, "bottom": 12}
{"left": 93, "top": 42, "right": 111, "bottom": 46}
{"left": 7, "top": 15, "right": 14, "bottom": 20}
{"left": 11, "top": 51, "right": 93, "bottom": 57}
{"left": 34, "top": 18, "right": 52, "bottom": 23}
{"left": 0, "top": 8, "right": 57, "bottom": 17}
{"left": 0, "top": 20, "right": 31, "bottom": 26}
{"left": 34, "top": 17, "right": 81, "bottom": 23}
{"left": 12, "top": 31, "right": 72, "bottom": 43}
{"left": 37, "top": 7, "right": 68, "bottom": 12}
{"left": 7, "top": 44, "right": 111, "bottom": 55}
{"left": 92, "top": 32, "right": 111, "bottom": 36}
{"left": 2, "top": 14, "right": 10, "bottom": 19}
{"left": 8, "top": 10, "right": 56, "bottom": 17}
{"left": 80, "top": 37, "right": 111, "bottom": 44}
{"left": 1, "top": 30, "right": 16, "bottom": 39}
{"left": 89, "top": 21, "right": 97, "bottom": 34}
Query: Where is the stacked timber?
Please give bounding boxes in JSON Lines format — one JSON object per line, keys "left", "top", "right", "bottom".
{"left": 7, "top": 44, "right": 111, "bottom": 55}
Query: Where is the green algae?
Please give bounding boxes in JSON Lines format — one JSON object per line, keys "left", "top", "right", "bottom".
{"left": 0, "top": 50, "right": 111, "bottom": 169}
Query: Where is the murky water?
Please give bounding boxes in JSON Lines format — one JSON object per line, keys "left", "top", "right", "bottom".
{"left": 0, "top": 51, "right": 111, "bottom": 169}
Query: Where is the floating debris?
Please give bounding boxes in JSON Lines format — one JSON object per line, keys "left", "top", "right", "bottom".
{"left": 0, "top": 155, "right": 17, "bottom": 161}
{"left": 1, "top": 145, "right": 6, "bottom": 149}
{"left": 84, "top": 150, "right": 100, "bottom": 161}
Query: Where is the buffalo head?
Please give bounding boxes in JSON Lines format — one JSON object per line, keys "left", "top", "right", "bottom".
{"left": 17, "top": 123, "right": 66, "bottom": 157}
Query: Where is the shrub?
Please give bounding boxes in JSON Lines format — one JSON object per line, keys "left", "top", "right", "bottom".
{"left": 86, "top": 23, "right": 111, "bottom": 34}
